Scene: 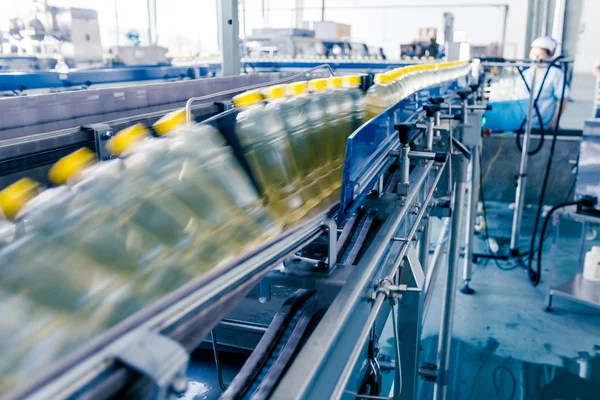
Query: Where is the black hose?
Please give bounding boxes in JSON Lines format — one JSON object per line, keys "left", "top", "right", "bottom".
{"left": 515, "top": 66, "right": 547, "bottom": 155}
{"left": 526, "top": 62, "right": 569, "bottom": 286}
{"left": 514, "top": 56, "right": 566, "bottom": 155}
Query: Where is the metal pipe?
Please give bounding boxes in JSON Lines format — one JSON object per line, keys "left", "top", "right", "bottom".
{"left": 321, "top": 0, "right": 325, "bottom": 21}
{"left": 461, "top": 100, "right": 468, "bottom": 125}
{"left": 114, "top": 0, "right": 120, "bottom": 47}
{"left": 500, "top": 5, "right": 509, "bottom": 57}
{"left": 400, "top": 145, "right": 410, "bottom": 185}
{"left": 390, "top": 301, "right": 403, "bottom": 398}
{"left": 433, "top": 153, "right": 468, "bottom": 400}
{"left": 422, "top": 218, "right": 450, "bottom": 322}
{"left": 146, "top": 0, "right": 158, "bottom": 45}
{"left": 510, "top": 59, "right": 538, "bottom": 253}
{"left": 418, "top": 216, "right": 431, "bottom": 274}
{"left": 426, "top": 118, "right": 435, "bottom": 151}
{"left": 211, "top": 330, "right": 228, "bottom": 391}
{"left": 540, "top": 0, "right": 549, "bottom": 37}
{"left": 551, "top": 0, "right": 566, "bottom": 55}
{"left": 328, "top": 162, "right": 445, "bottom": 399}
{"left": 461, "top": 145, "right": 480, "bottom": 293}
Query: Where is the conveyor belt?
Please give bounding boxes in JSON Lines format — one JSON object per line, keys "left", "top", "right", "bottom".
{"left": 221, "top": 289, "right": 322, "bottom": 400}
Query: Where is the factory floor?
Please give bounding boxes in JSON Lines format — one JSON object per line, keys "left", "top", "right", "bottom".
{"left": 181, "top": 201, "right": 600, "bottom": 400}
{"left": 409, "top": 201, "right": 600, "bottom": 399}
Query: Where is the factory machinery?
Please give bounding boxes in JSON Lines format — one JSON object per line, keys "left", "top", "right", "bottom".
{"left": 0, "top": 62, "right": 489, "bottom": 400}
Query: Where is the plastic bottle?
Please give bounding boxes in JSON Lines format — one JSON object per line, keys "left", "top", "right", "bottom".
{"left": 326, "top": 76, "right": 354, "bottom": 166}
{"left": 394, "top": 68, "right": 410, "bottom": 101}
{"left": 364, "top": 73, "right": 394, "bottom": 122}
{"left": 0, "top": 289, "right": 100, "bottom": 394}
{"left": 165, "top": 124, "right": 280, "bottom": 243}
{"left": 308, "top": 78, "right": 343, "bottom": 190}
{"left": 343, "top": 75, "right": 366, "bottom": 132}
{"left": 0, "top": 231, "right": 147, "bottom": 328}
{"left": 233, "top": 90, "right": 305, "bottom": 224}
{"left": 0, "top": 172, "right": 202, "bottom": 321}
{"left": 285, "top": 81, "right": 334, "bottom": 198}
{"left": 583, "top": 246, "right": 600, "bottom": 281}
{"left": 263, "top": 85, "right": 321, "bottom": 207}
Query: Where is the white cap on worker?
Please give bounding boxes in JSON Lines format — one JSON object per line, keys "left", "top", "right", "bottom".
{"left": 531, "top": 36, "right": 558, "bottom": 52}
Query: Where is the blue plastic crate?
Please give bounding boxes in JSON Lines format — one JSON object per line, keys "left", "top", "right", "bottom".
{"left": 484, "top": 98, "right": 529, "bottom": 132}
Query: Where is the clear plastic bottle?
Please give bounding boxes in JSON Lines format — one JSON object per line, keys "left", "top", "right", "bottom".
{"left": 364, "top": 73, "right": 395, "bottom": 122}
{"left": 0, "top": 232, "right": 147, "bottom": 328}
{"left": 160, "top": 124, "right": 280, "bottom": 244}
{"left": 343, "top": 75, "right": 366, "bottom": 132}
{"left": 308, "top": 78, "right": 343, "bottom": 190}
{"left": 326, "top": 76, "right": 354, "bottom": 182}
{"left": 285, "top": 81, "right": 334, "bottom": 198}
{"left": 0, "top": 289, "right": 100, "bottom": 394}
{"left": 395, "top": 68, "right": 410, "bottom": 101}
{"left": 263, "top": 85, "right": 321, "bottom": 209}
{"left": 233, "top": 90, "right": 305, "bottom": 224}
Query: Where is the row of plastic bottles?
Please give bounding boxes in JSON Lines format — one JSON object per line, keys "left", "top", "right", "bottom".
{"left": 365, "top": 61, "right": 472, "bottom": 121}
{"left": 232, "top": 75, "right": 364, "bottom": 224}
{"left": 0, "top": 62, "right": 468, "bottom": 392}
{"left": 0, "top": 111, "right": 281, "bottom": 393}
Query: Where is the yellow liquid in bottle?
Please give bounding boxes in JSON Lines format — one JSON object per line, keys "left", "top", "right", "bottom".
{"left": 236, "top": 103, "right": 306, "bottom": 225}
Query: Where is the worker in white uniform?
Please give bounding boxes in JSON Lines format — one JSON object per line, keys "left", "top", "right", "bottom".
{"left": 522, "top": 36, "right": 570, "bottom": 130}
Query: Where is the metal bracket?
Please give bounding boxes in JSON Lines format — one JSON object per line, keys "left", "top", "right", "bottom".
{"left": 375, "top": 244, "right": 425, "bottom": 298}
{"left": 113, "top": 330, "right": 189, "bottom": 399}
{"left": 418, "top": 362, "right": 438, "bottom": 382}
{"left": 83, "top": 123, "right": 114, "bottom": 161}
{"left": 325, "top": 216, "right": 338, "bottom": 271}
{"left": 405, "top": 244, "right": 425, "bottom": 290}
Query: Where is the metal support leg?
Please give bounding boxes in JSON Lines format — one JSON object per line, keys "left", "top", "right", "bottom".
{"left": 510, "top": 60, "right": 538, "bottom": 255}
{"left": 326, "top": 217, "right": 338, "bottom": 271}
{"left": 419, "top": 217, "right": 431, "bottom": 274}
{"left": 397, "top": 288, "right": 422, "bottom": 400}
{"left": 211, "top": 330, "right": 228, "bottom": 391}
{"left": 433, "top": 153, "right": 468, "bottom": 400}
{"left": 461, "top": 145, "right": 479, "bottom": 295}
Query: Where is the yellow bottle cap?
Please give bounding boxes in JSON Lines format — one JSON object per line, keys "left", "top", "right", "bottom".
{"left": 288, "top": 81, "right": 307, "bottom": 95}
{"left": 264, "top": 85, "right": 285, "bottom": 99}
{"left": 344, "top": 75, "right": 362, "bottom": 86}
{"left": 106, "top": 123, "right": 149, "bottom": 156}
{"left": 48, "top": 147, "right": 96, "bottom": 185}
{"left": 308, "top": 78, "right": 327, "bottom": 91}
{"left": 0, "top": 178, "right": 40, "bottom": 220}
{"left": 327, "top": 76, "right": 343, "bottom": 88}
{"left": 374, "top": 73, "right": 391, "bottom": 84}
{"left": 232, "top": 90, "right": 263, "bottom": 108}
{"left": 153, "top": 108, "right": 186, "bottom": 136}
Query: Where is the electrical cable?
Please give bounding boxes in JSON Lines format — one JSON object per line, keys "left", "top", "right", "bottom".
{"left": 526, "top": 61, "right": 569, "bottom": 285}
{"left": 492, "top": 365, "right": 518, "bottom": 400}
{"left": 515, "top": 66, "right": 547, "bottom": 155}
{"left": 513, "top": 55, "right": 565, "bottom": 156}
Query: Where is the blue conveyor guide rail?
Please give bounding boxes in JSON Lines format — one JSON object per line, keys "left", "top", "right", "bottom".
{"left": 0, "top": 65, "right": 209, "bottom": 92}
{"left": 338, "top": 80, "right": 457, "bottom": 224}
{"left": 241, "top": 58, "right": 414, "bottom": 72}
{"left": 4, "top": 75, "right": 463, "bottom": 400}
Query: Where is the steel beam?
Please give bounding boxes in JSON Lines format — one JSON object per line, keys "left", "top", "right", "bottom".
{"left": 219, "top": 0, "right": 241, "bottom": 76}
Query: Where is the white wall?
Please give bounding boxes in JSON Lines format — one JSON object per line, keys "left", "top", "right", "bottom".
{"left": 573, "top": 0, "right": 600, "bottom": 74}
{"left": 244, "top": 0, "right": 529, "bottom": 58}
